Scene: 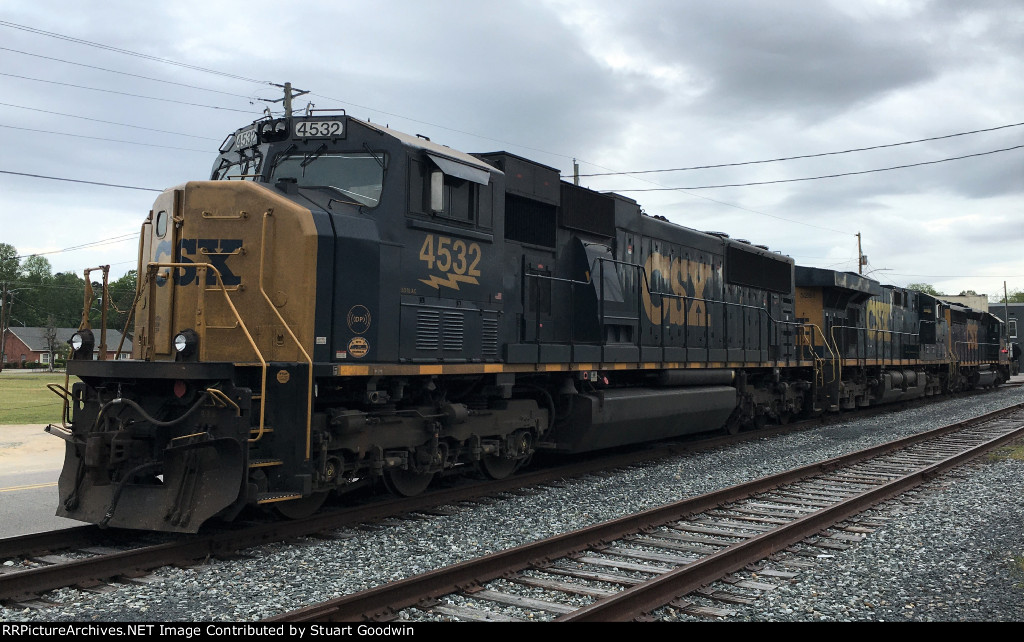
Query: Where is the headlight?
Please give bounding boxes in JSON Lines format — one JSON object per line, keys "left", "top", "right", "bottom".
{"left": 68, "top": 329, "right": 94, "bottom": 360}
{"left": 173, "top": 329, "right": 198, "bottom": 358}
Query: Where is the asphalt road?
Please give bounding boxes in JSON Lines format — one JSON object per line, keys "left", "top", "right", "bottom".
{"left": 0, "top": 424, "right": 80, "bottom": 538}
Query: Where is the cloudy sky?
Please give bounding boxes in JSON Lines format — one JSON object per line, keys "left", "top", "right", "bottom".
{"left": 1, "top": 0, "right": 1021, "bottom": 298}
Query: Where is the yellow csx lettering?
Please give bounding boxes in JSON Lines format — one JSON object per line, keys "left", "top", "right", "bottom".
{"left": 418, "top": 234, "right": 482, "bottom": 290}
{"left": 640, "top": 252, "right": 713, "bottom": 327}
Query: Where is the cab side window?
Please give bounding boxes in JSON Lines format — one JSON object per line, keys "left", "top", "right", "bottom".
{"left": 408, "top": 155, "right": 492, "bottom": 229}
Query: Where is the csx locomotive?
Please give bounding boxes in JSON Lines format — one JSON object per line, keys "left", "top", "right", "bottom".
{"left": 47, "top": 110, "right": 1010, "bottom": 532}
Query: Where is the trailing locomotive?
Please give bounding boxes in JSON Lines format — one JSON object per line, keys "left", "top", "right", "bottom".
{"left": 47, "top": 109, "right": 1010, "bottom": 532}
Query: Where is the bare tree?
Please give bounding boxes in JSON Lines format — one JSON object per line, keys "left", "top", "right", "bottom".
{"left": 44, "top": 315, "right": 58, "bottom": 372}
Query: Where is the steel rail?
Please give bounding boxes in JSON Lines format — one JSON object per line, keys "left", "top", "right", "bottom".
{"left": 561, "top": 411, "right": 1024, "bottom": 621}
{"left": 5, "top": 399, "right": 1019, "bottom": 608}
{"left": 0, "top": 428, "right": 750, "bottom": 603}
{"left": 268, "top": 402, "right": 1024, "bottom": 623}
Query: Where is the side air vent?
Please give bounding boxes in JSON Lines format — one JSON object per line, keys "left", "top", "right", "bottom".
{"left": 482, "top": 315, "right": 499, "bottom": 359}
{"left": 416, "top": 309, "right": 440, "bottom": 351}
{"left": 442, "top": 311, "right": 465, "bottom": 352}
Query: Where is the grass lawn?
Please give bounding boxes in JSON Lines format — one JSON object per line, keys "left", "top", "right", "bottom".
{"left": 0, "top": 372, "right": 80, "bottom": 425}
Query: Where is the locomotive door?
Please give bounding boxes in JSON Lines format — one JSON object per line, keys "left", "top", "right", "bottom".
{"left": 521, "top": 250, "right": 556, "bottom": 343}
{"left": 145, "top": 189, "right": 181, "bottom": 357}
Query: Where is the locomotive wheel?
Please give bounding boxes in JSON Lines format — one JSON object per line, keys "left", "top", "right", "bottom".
{"left": 383, "top": 468, "right": 434, "bottom": 497}
{"left": 274, "top": 491, "right": 329, "bottom": 520}
{"left": 478, "top": 454, "right": 518, "bottom": 480}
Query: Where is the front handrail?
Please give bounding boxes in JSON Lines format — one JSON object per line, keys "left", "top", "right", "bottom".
{"left": 144, "top": 261, "right": 269, "bottom": 442}
{"left": 80, "top": 265, "right": 110, "bottom": 360}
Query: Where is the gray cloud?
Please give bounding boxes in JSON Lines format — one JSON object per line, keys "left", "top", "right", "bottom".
{"left": 0, "top": 0, "right": 1022, "bottom": 295}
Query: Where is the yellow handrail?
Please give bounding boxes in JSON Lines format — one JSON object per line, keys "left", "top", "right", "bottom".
{"left": 145, "top": 261, "right": 269, "bottom": 442}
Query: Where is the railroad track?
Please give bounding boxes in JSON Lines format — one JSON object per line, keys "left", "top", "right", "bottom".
{"left": 0, "top": 422, "right": 783, "bottom": 607}
{"left": 268, "top": 402, "right": 1024, "bottom": 622}
{"left": 2, "top": 388, "right": 1016, "bottom": 612}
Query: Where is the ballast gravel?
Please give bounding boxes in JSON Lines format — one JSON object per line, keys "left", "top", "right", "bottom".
{"left": 2, "top": 387, "right": 1023, "bottom": 622}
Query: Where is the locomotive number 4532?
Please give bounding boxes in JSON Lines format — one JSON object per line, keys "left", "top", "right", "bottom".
{"left": 294, "top": 121, "right": 344, "bottom": 137}
{"left": 419, "top": 235, "right": 482, "bottom": 275}
{"left": 417, "top": 234, "right": 483, "bottom": 291}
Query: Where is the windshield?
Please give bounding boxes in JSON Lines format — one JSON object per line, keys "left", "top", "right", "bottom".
{"left": 270, "top": 152, "right": 387, "bottom": 207}
{"left": 212, "top": 150, "right": 263, "bottom": 181}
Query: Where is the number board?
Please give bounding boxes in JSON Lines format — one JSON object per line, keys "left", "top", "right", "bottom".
{"left": 294, "top": 121, "right": 345, "bottom": 138}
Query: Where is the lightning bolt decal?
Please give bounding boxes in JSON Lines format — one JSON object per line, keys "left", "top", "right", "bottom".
{"left": 419, "top": 273, "right": 480, "bottom": 290}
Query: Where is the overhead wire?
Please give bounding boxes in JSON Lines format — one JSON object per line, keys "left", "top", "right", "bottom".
{"left": 0, "top": 124, "right": 210, "bottom": 153}
{"left": 0, "top": 101, "right": 220, "bottom": 140}
{"left": 612, "top": 145, "right": 1024, "bottom": 191}
{"left": 577, "top": 121, "right": 1024, "bottom": 177}
{"left": 13, "top": 233, "right": 139, "bottom": 260}
{"left": 0, "top": 20, "right": 273, "bottom": 84}
{"left": 0, "top": 72, "right": 263, "bottom": 114}
{"left": 0, "top": 46, "right": 263, "bottom": 100}
{"left": 0, "top": 170, "right": 162, "bottom": 192}
{"left": 1, "top": 18, "right": 1019, "bottom": 273}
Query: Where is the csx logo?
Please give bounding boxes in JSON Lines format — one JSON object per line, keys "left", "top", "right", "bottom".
{"left": 154, "top": 238, "right": 243, "bottom": 287}
{"left": 641, "top": 252, "right": 715, "bottom": 327}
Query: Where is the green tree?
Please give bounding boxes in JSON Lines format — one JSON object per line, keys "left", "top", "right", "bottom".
{"left": 21, "top": 255, "right": 52, "bottom": 281}
{"left": 46, "top": 272, "right": 86, "bottom": 328}
{"left": 44, "top": 315, "right": 59, "bottom": 371}
{"left": 905, "top": 283, "right": 943, "bottom": 296}
{"left": 16, "top": 255, "right": 55, "bottom": 327}
{"left": 994, "top": 289, "right": 1024, "bottom": 304}
{"left": 101, "top": 270, "right": 138, "bottom": 333}
{"left": 0, "top": 243, "right": 18, "bottom": 283}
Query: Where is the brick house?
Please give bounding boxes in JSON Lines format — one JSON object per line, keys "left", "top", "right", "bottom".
{"left": 1, "top": 327, "right": 132, "bottom": 367}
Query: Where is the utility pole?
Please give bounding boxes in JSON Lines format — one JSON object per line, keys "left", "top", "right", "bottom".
{"left": 0, "top": 282, "right": 6, "bottom": 366}
{"left": 1005, "top": 281, "right": 1010, "bottom": 343}
{"left": 573, "top": 159, "right": 580, "bottom": 186}
{"left": 856, "top": 232, "right": 867, "bottom": 275}
{"left": 262, "top": 82, "right": 310, "bottom": 118}
{"left": 0, "top": 282, "right": 9, "bottom": 366}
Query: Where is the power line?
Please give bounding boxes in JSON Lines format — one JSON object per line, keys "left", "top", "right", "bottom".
{"left": 13, "top": 233, "right": 138, "bottom": 260}
{"left": 888, "top": 272, "right": 1024, "bottom": 279}
{"left": 0, "top": 170, "right": 161, "bottom": 192}
{"left": 0, "top": 72, "right": 262, "bottom": 114}
{"left": 0, "top": 124, "right": 210, "bottom": 153}
{"left": 0, "top": 21, "right": 272, "bottom": 85}
{"left": 612, "top": 144, "right": 1024, "bottom": 191}
{"left": 310, "top": 91, "right": 583, "bottom": 162}
{"left": 577, "top": 121, "right": 1024, "bottom": 177}
{"left": 0, "top": 101, "right": 220, "bottom": 140}
{"left": 0, "top": 46, "right": 264, "bottom": 100}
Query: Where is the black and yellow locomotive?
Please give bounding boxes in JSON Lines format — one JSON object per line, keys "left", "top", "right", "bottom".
{"left": 48, "top": 111, "right": 1010, "bottom": 532}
